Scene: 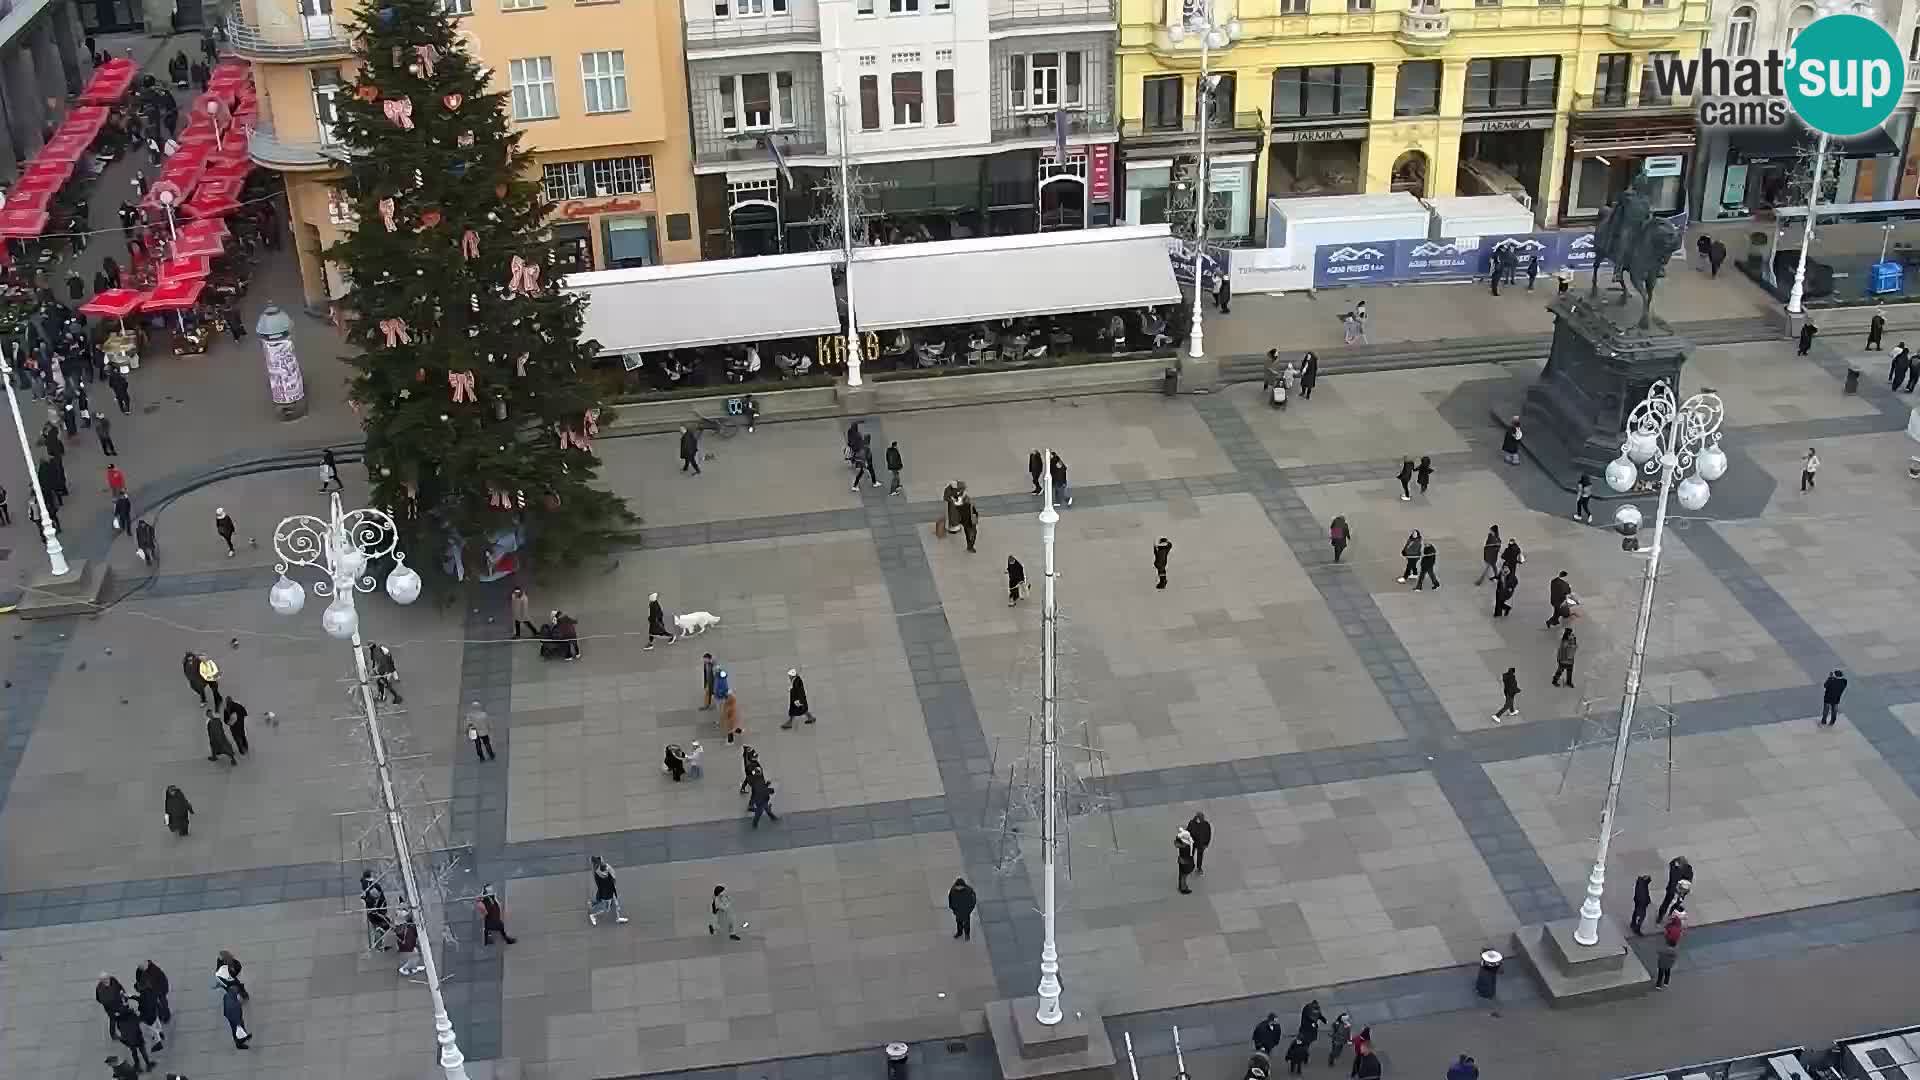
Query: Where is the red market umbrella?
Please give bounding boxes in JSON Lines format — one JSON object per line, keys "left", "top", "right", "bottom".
{"left": 170, "top": 230, "right": 226, "bottom": 257}
{"left": 157, "top": 255, "right": 212, "bottom": 283}
{"left": 80, "top": 288, "right": 146, "bottom": 318}
{"left": 200, "top": 156, "right": 252, "bottom": 183}
{"left": 9, "top": 171, "right": 66, "bottom": 196}
{"left": 184, "top": 190, "right": 242, "bottom": 220}
{"left": 142, "top": 276, "right": 205, "bottom": 311}
{"left": 0, "top": 188, "right": 52, "bottom": 214}
{"left": 20, "top": 158, "right": 75, "bottom": 186}
{"left": 0, "top": 208, "right": 50, "bottom": 239}
{"left": 78, "top": 58, "right": 136, "bottom": 105}
{"left": 61, "top": 106, "right": 110, "bottom": 136}
{"left": 37, "top": 132, "right": 94, "bottom": 163}
{"left": 180, "top": 216, "right": 231, "bottom": 240}
{"left": 156, "top": 158, "right": 206, "bottom": 199}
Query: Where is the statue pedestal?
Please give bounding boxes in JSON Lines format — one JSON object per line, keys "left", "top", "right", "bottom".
{"left": 1520, "top": 293, "right": 1690, "bottom": 488}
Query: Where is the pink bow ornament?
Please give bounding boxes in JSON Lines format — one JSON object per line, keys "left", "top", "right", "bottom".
{"left": 507, "top": 256, "right": 541, "bottom": 296}
{"left": 460, "top": 229, "right": 480, "bottom": 259}
{"left": 515, "top": 352, "right": 529, "bottom": 377}
{"left": 557, "top": 424, "right": 591, "bottom": 452}
{"left": 414, "top": 45, "right": 440, "bottom": 76}
{"left": 378, "top": 318, "right": 412, "bottom": 347}
{"left": 449, "top": 370, "right": 478, "bottom": 403}
{"left": 382, "top": 98, "right": 414, "bottom": 130}
{"left": 489, "top": 488, "right": 513, "bottom": 510}
{"left": 378, "top": 197, "right": 397, "bottom": 233}
{"left": 582, "top": 408, "right": 600, "bottom": 438}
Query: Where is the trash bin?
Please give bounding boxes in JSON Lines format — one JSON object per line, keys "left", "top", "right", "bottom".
{"left": 1162, "top": 366, "right": 1179, "bottom": 396}
{"left": 1845, "top": 365, "right": 1862, "bottom": 394}
{"left": 886, "top": 1042, "right": 910, "bottom": 1080}
{"left": 1475, "top": 949, "right": 1503, "bottom": 999}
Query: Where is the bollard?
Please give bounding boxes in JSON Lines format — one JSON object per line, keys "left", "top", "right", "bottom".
{"left": 886, "top": 1041, "right": 910, "bottom": 1080}
{"left": 1162, "top": 366, "right": 1179, "bottom": 397}
{"left": 1845, "top": 365, "right": 1861, "bottom": 394}
{"left": 1475, "top": 949, "right": 1503, "bottom": 999}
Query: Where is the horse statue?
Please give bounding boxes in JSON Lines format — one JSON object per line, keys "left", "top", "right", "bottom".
{"left": 1619, "top": 217, "right": 1682, "bottom": 330}
{"left": 1589, "top": 173, "right": 1656, "bottom": 301}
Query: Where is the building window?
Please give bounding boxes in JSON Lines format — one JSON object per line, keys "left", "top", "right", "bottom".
{"left": 1727, "top": 5, "right": 1755, "bottom": 56}
{"left": 1464, "top": 56, "right": 1558, "bottom": 111}
{"left": 601, "top": 214, "right": 658, "bottom": 269}
{"left": 580, "top": 51, "right": 627, "bottom": 114}
{"left": 720, "top": 73, "right": 777, "bottom": 130}
{"left": 935, "top": 68, "right": 955, "bottom": 125}
{"left": 859, "top": 74, "right": 880, "bottom": 129}
{"left": 1393, "top": 60, "right": 1440, "bottom": 116}
{"left": 1204, "top": 71, "right": 1235, "bottom": 125}
{"left": 442, "top": 0, "right": 473, "bottom": 14}
{"left": 1473, "top": 0, "right": 1497, "bottom": 6}
{"left": 1786, "top": 4, "right": 1815, "bottom": 45}
{"left": 1593, "top": 53, "right": 1630, "bottom": 106}
{"left": 714, "top": 0, "right": 789, "bottom": 13}
{"left": 892, "top": 71, "right": 923, "bottom": 125}
{"left": 857, "top": 0, "right": 874, "bottom": 12}
{"left": 311, "top": 68, "right": 342, "bottom": 144}
{"left": 1280, "top": 0, "right": 1306, "bottom": 10}
{"left": 778, "top": 70, "right": 795, "bottom": 122}
{"left": 889, "top": 0, "right": 918, "bottom": 11}
{"left": 500, "top": 0, "right": 541, "bottom": 10}
{"left": 1346, "top": 0, "right": 1370, "bottom": 10}
{"left": 542, "top": 156, "right": 655, "bottom": 200}
{"left": 1010, "top": 53, "right": 1084, "bottom": 111}
{"left": 1911, "top": 25, "right": 1920, "bottom": 61}
{"left": 934, "top": 0, "right": 950, "bottom": 8}
{"left": 1143, "top": 74, "right": 1183, "bottom": 130}
{"left": 1639, "top": 51, "right": 1677, "bottom": 103}
{"left": 508, "top": 56, "right": 558, "bottom": 120}
{"left": 1271, "top": 64, "right": 1370, "bottom": 120}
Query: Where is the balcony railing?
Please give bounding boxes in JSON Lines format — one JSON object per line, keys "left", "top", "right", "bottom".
{"left": 248, "top": 122, "right": 353, "bottom": 170}
{"left": 693, "top": 125, "right": 828, "bottom": 168}
{"left": 987, "top": 0, "right": 1114, "bottom": 26}
{"left": 1395, "top": 9, "right": 1450, "bottom": 50}
{"left": 1571, "top": 91, "right": 1693, "bottom": 114}
{"left": 683, "top": 12, "right": 821, "bottom": 50}
{"left": 224, "top": 11, "right": 354, "bottom": 61}
{"left": 990, "top": 105, "right": 1116, "bottom": 142}
{"left": 1120, "top": 109, "right": 1265, "bottom": 141}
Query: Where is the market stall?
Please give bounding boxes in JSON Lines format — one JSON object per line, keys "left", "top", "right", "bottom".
{"left": 78, "top": 58, "right": 138, "bottom": 106}
{"left": 80, "top": 288, "right": 147, "bottom": 367}
{"left": 141, "top": 276, "right": 209, "bottom": 352}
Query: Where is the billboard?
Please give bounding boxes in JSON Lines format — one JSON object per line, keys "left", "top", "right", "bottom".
{"left": 1313, "top": 230, "right": 1602, "bottom": 288}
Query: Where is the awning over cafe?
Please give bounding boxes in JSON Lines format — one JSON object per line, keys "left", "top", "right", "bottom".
{"left": 846, "top": 224, "right": 1182, "bottom": 331}
{"left": 1732, "top": 122, "right": 1900, "bottom": 161}
{"left": 567, "top": 250, "right": 843, "bottom": 355}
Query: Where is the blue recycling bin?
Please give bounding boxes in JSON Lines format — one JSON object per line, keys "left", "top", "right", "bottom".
{"left": 1870, "top": 259, "right": 1904, "bottom": 296}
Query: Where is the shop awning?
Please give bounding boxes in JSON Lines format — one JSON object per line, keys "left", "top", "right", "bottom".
{"left": 567, "top": 250, "right": 844, "bottom": 354}
{"left": 846, "top": 224, "right": 1182, "bottom": 331}
{"left": 1570, "top": 132, "right": 1698, "bottom": 156}
{"left": 1733, "top": 123, "right": 1900, "bottom": 161}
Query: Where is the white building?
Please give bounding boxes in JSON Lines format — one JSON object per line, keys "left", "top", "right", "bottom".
{"left": 1693, "top": 0, "right": 1920, "bottom": 220}
{"left": 684, "top": 0, "right": 1119, "bottom": 256}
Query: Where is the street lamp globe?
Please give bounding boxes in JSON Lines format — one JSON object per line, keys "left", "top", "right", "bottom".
{"left": 1675, "top": 475, "right": 1711, "bottom": 511}
{"left": 385, "top": 556, "right": 423, "bottom": 606}
{"left": 1623, "top": 429, "right": 1660, "bottom": 465}
{"left": 1695, "top": 443, "right": 1729, "bottom": 481}
{"left": 1612, "top": 504, "right": 1643, "bottom": 530}
{"left": 269, "top": 573, "right": 307, "bottom": 616}
{"left": 157, "top": 188, "right": 174, "bottom": 208}
{"left": 1605, "top": 455, "right": 1638, "bottom": 493}
{"left": 322, "top": 594, "right": 359, "bottom": 640}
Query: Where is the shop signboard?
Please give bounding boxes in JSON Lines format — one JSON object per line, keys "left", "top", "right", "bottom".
{"left": 1313, "top": 242, "right": 1398, "bottom": 287}
{"left": 1088, "top": 144, "right": 1114, "bottom": 202}
{"left": 1643, "top": 154, "right": 1685, "bottom": 177}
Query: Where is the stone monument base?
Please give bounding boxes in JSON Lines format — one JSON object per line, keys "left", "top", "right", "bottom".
{"left": 985, "top": 996, "right": 1116, "bottom": 1080}
{"left": 1520, "top": 293, "right": 1689, "bottom": 489}
{"left": 1511, "top": 918, "right": 1653, "bottom": 1007}
{"left": 16, "top": 559, "right": 113, "bottom": 619}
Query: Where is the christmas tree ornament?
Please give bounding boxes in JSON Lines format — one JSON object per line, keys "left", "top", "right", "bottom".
{"left": 379, "top": 318, "right": 413, "bottom": 346}
{"left": 383, "top": 97, "right": 415, "bottom": 130}
{"left": 457, "top": 130, "right": 475, "bottom": 146}
{"left": 440, "top": 414, "right": 450, "bottom": 422}
{"left": 398, "top": 388, "right": 411, "bottom": 399}
{"left": 493, "top": 397, "right": 508, "bottom": 421}
{"left": 391, "top": 45, "right": 404, "bottom": 66}
{"left": 375, "top": 6, "right": 396, "bottom": 26}
{"left": 355, "top": 83, "right": 379, "bottom": 102}
{"left": 415, "top": 45, "right": 441, "bottom": 74}
{"left": 469, "top": 291, "right": 481, "bottom": 311}
{"left": 515, "top": 353, "right": 529, "bottom": 376}
{"left": 418, "top": 208, "right": 443, "bottom": 229}
{"left": 415, "top": 366, "right": 427, "bottom": 381}
{"left": 443, "top": 93, "right": 463, "bottom": 111}
{"left": 407, "top": 63, "right": 421, "bottom": 76}
{"left": 582, "top": 407, "right": 600, "bottom": 438}
{"left": 449, "top": 370, "right": 478, "bottom": 402}
{"left": 378, "top": 197, "right": 397, "bottom": 232}
{"left": 380, "top": 465, "right": 393, "bottom": 477}
{"left": 507, "top": 255, "right": 540, "bottom": 295}
{"left": 461, "top": 230, "right": 480, "bottom": 259}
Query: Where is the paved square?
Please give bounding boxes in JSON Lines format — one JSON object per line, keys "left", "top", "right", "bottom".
{"left": 1224, "top": 366, "right": 1514, "bottom": 468}
{"left": 597, "top": 424, "right": 863, "bottom": 528}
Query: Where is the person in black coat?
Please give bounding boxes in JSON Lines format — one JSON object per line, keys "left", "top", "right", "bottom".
{"left": 646, "top": 593, "right": 673, "bottom": 648}
{"left": 1283, "top": 1038, "right": 1311, "bottom": 1075}
{"left": 885, "top": 440, "right": 904, "bottom": 495}
{"left": 783, "top": 668, "right": 814, "bottom": 729}
{"left": 1493, "top": 568, "right": 1517, "bottom": 617}
{"left": 1007, "top": 555, "right": 1026, "bottom": 606}
{"left": 1822, "top": 669, "right": 1848, "bottom": 726}
{"left": 112, "top": 1003, "right": 153, "bottom": 1070}
{"left": 135, "top": 963, "right": 170, "bottom": 1052}
{"left": 96, "top": 972, "right": 129, "bottom": 1037}
{"left": 223, "top": 697, "right": 250, "bottom": 754}
{"left": 678, "top": 425, "right": 701, "bottom": 474}
{"left": 1630, "top": 873, "right": 1654, "bottom": 935}
{"left": 163, "top": 785, "right": 193, "bottom": 836}
{"left": 206, "top": 709, "right": 237, "bottom": 765}
{"left": 1493, "top": 667, "right": 1521, "bottom": 722}
{"left": 135, "top": 519, "right": 158, "bottom": 565}
{"left": 1252, "top": 1013, "right": 1284, "bottom": 1055}
{"left": 1797, "top": 321, "right": 1818, "bottom": 356}
{"left": 1299, "top": 351, "right": 1318, "bottom": 400}
{"left": 1868, "top": 310, "right": 1887, "bottom": 350}
{"left": 1185, "top": 811, "right": 1212, "bottom": 872}
{"left": 1296, "top": 1000, "right": 1323, "bottom": 1046}
{"left": 947, "top": 877, "right": 977, "bottom": 940}
{"left": 1153, "top": 537, "right": 1173, "bottom": 589}
{"left": 1214, "top": 274, "right": 1232, "bottom": 314}
{"left": 1656, "top": 855, "right": 1693, "bottom": 923}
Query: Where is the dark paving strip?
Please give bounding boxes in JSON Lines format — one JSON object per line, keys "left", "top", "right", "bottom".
{"left": 1803, "top": 340, "right": 1918, "bottom": 423}
{"left": 0, "top": 861, "right": 346, "bottom": 930}
{"left": 1090, "top": 741, "right": 1431, "bottom": 808}
{"left": 1676, "top": 526, "right": 1920, "bottom": 802}
{"left": 134, "top": 564, "right": 275, "bottom": 598}
{"left": 0, "top": 623, "right": 75, "bottom": 894}
{"left": 1190, "top": 394, "right": 1570, "bottom": 928}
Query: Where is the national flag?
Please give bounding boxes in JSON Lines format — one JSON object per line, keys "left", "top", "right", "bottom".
{"left": 767, "top": 136, "right": 794, "bottom": 188}
{"left": 1053, "top": 109, "right": 1069, "bottom": 165}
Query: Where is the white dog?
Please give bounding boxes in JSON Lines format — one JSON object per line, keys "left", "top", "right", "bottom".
{"left": 674, "top": 611, "right": 721, "bottom": 636}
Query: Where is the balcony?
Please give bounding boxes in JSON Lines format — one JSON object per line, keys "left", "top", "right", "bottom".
{"left": 991, "top": 105, "right": 1116, "bottom": 144}
{"left": 988, "top": 0, "right": 1115, "bottom": 29}
{"left": 693, "top": 125, "right": 828, "bottom": 169}
{"left": 224, "top": 10, "right": 353, "bottom": 62}
{"left": 1395, "top": 9, "right": 1450, "bottom": 54}
{"left": 1606, "top": 3, "right": 1687, "bottom": 47}
{"left": 248, "top": 122, "right": 352, "bottom": 171}
{"left": 683, "top": 12, "right": 821, "bottom": 58}
{"left": 1571, "top": 91, "right": 1693, "bottom": 116}
{"left": 1120, "top": 109, "right": 1265, "bottom": 150}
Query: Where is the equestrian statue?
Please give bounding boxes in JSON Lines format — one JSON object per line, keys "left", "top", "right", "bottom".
{"left": 1588, "top": 173, "right": 1681, "bottom": 331}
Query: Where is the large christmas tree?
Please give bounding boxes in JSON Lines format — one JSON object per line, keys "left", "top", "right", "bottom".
{"left": 328, "top": 0, "right": 632, "bottom": 581}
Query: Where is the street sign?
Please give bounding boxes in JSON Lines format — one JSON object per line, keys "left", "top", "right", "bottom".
{"left": 1643, "top": 155, "right": 1685, "bottom": 177}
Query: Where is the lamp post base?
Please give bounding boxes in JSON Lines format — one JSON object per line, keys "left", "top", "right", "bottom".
{"left": 985, "top": 996, "right": 1114, "bottom": 1080}
{"left": 15, "top": 558, "right": 113, "bottom": 619}
{"left": 1510, "top": 918, "right": 1653, "bottom": 1007}
{"left": 1177, "top": 352, "right": 1219, "bottom": 393}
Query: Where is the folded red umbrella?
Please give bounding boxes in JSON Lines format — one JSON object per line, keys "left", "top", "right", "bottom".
{"left": 142, "top": 277, "right": 206, "bottom": 311}
{"left": 0, "top": 208, "right": 50, "bottom": 239}
{"left": 62, "top": 106, "right": 109, "bottom": 133}
{"left": 79, "top": 288, "right": 146, "bottom": 318}
{"left": 78, "top": 60, "right": 136, "bottom": 105}
{"left": 157, "top": 255, "right": 212, "bottom": 282}
{"left": 1, "top": 188, "right": 52, "bottom": 214}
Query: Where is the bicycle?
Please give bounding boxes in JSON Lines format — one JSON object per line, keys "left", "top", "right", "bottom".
{"left": 693, "top": 412, "right": 739, "bottom": 440}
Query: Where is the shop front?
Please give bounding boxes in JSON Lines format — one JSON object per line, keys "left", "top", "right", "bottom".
{"left": 1696, "top": 119, "right": 1906, "bottom": 222}
{"left": 545, "top": 194, "right": 666, "bottom": 271}
{"left": 1454, "top": 56, "right": 1563, "bottom": 215}
{"left": 1559, "top": 114, "right": 1695, "bottom": 224}
{"left": 1038, "top": 143, "right": 1116, "bottom": 231}
{"left": 1119, "top": 109, "right": 1265, "bottom": 244}
{"left": 1268, "top": 124, "right": 1368, "bottom": 200}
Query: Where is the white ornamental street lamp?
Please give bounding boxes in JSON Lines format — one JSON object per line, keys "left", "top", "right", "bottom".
{"left": 828, "top": 19, "right": 864, "bottom": 388}
{"left": 265, "top": 494, "right": 465, "bottom": 1080}
{"left": 1584, "top": 380, "right": 1727, "bottom": 947}
{"left": 1786, "top": 131, "right": 1829, "bottom": 317}
{"left": 1034, "top": 449, "right": 1062, "bottom": 1025}
{"left": 0, "top": 341, "right": 71, "bottom": 578}
{"left": 1168, "top": 1, "right": 1239, "bottom": 363}
{"left": 156, "top": 185, "right": 179, "bottom": 242}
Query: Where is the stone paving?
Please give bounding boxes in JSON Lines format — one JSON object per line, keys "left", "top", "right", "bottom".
{"left": 5, "top": 311, "right": 1920, "bottom": 1080}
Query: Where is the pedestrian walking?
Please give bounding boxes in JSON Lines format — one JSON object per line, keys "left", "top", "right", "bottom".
{"left": 1214, "top": 273, "right": 1232, "bottom": 314}
{"left": 1028, "top": 449, "right": 1044, "bottom": 494}
{"left": 948, "top": 877, "right": 977, "bottom": 940}
{"left": 678, "top": 425, "right": 701, "bottom": 474}
{"left": 223, "top": 697, "right": 250, "bottom": 754}
{"left": 1655, "top": 855, "right": 1693, "bottom": 923}
{"left": 1007, "top": 555, "right": 1027, "bottom": 606}
{"left": 1891, "top": 345, "right": 1912, "bottom": 391}
{"left": 1550, "top": 628, "right": 1578, "bottom": 687}
{"left": 553, "top": 609, "right": 581, "bottom": 660}
{"left": 1329, "top": 515, "right": 1351, "bottom": 562}
{"left": 1252, "top": 1013, "right": 1284, "bottom": 1055}
{"left": 96, "top": 972, "right": 130, "bottom": 1039}
{"left": 1868, "top": 309, "right": 1886, "bottom": 350}
{"left": 646, "top": 592, "right": 675, "bottom": 649}
{"left": 886, "top": 440, "right": 904, "bottom": 495}
{"left": 783, "top": 668, "right": 815, "bottom": 728}
{"left": 1630, "top": 873, "right": 1653, "bottom": 935}
{"left": 1493, "top": 667, "right": 1521, "bottom": 723}
{"left": 1415, "top": 541, "right": 1440, "bottom": 590}
{"left": 135, "top": 519, "right": 158, "bottom": 565}
{"left": 319, "top": 447, "right": 343, "bottom": 493}
{"left": 1299, "top": 351, "right": 1319, "bottom": 400}
{"left": 479, "top": 883, "right": 515, "bottom": 944}
{"left": 1822, "top": 669, "right": 1847, "bottom": 726}
{"left": 1708, "top": 239, "right": 1726, "bottom": 277}
{"left": 958, "top": 490, "right": 979, "bottom": 552}
{"left": 205, "top": 708, "right": 237, "bottom": 764}
{"left": 163, "top": 784, "right": 193, "bottom": 837}
{"left": 1476, "top": 526, "right": 1501, "bottom": 585}
{"left": 690, "top": 651, "right": 714, "bottom": 712}
{"left": 1655, "top": 938, "right": 1678, "bottom": 988}
{"left": 738, "top": 744, "right": 761, "bottom": 794}
{"left": 1351, "top": 1044, "right": 1380, "bottom": 1080}
{"left": 1396, "top": 457, "right": 1414, "bottom": 501}
{"left": 1908, "top": 357, "right": 1920, "bottom": 392}
{"left": 1297, "top": 1000, "right": 1323, "bottom": 1046}
{"left": 134, "top": 960, "right": 171, "bottom": 1043}
{"left": 1526, "top": 254, "right": 1541, "bottom": 291}
{"left": 747, "top": 769, "right": 779, "bottom": 827}
{"left": 1327, "top": 1012, "right": 1352, "bottom": 1067}
{"left": 220, "top": 978, "right": 251, "bottom": 1049}
{"left": 97, "top": 414, "right": 117, "bottom": 456}
{"left": 1153, "top": 537, "right": 1173, "bottom": 589}
{"left": 850, "top": 435, "right": 879, "bottom": 490}
{"left": 108, "top": 365, "right": 131, "bottom": 413}
{"left": 1797, "top": 321, "right": 1818, "bottom": 356}
{"left": 1448, "top": 1054, "right": 1480, "bottom": 1080}
{"left": 587, "top": 856, "right": 628, "bottom": 925}
{"left": 1397, "top": 531, "right": 1422, "bottom": 583}
{"left": 709, "top": 884, "right": 742, "bottom": 939}
{"left": 1175, "top": 828, "right": 1197, "bottom": 893}
{"left": 1488, "top": 247, "right": 1505, "bottom": 296}
{"left": 214, "top": 507, "right": 236, "bottom": 557}
{"left": 1049, "top": 452, "right": 1072, "bottom": 506}
{"left": 112, "top": 1003, "right": 154, "bottom": 1070}
{"left": 1185, "top": 811, "right": 1211, "bottom": 872}
{"left": 182, "top": 652, "right": 208, "bottom": 705}
{"left": 1573, "top": 473, "right": 1594, "bottom": 523}
{"left": 113, "top": 492, "right": 133, "bottom": 536}
{"left": 467, "top": 707, "right": 496, "bottom": 760}
{"left": 0, "top": 484, "right": 9, "bottom": 526}
{"left": 1501, "top": 417, "right": 1524, "bottom": 465}
{"left": 1284, "top": 1038, "right": 1310, "bottom": 1075}
{"left": 716, "top": 668, "right": 740, "bottom": 742}
{"left": 1547, "top": 571, "right": 1575, "bottom": 627}
{"left": 1416, "top": 455, "right": 1433, "bottom": 495}
{"left": 510, "top": 586, "right": 537, "bottom": 638}
{"left": 1801, "top": 448, "right": 1819, "bottom": 492}
{"left": 360, "top": 870, "right": 393, "bottom": 949}
{"left": 1501, "top": 539, "right": 1524, "bottom": 577}
{"left": 367, "top": 642, "right": 403, "bottom": 703}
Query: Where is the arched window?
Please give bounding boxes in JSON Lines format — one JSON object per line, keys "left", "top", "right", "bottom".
{"left": 1727, "top": 5, "right": 1755, "bottom": 56}
{"left": 1787, "top": 4, "right": 1817, "bottom": 46}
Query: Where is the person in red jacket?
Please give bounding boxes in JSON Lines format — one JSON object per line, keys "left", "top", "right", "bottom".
{"left": 106, "top": 463, "right": 126, "bottom": 496}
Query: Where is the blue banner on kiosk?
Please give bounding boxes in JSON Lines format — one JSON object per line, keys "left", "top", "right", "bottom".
{"left": 1312, "top": 230, "right": 1604, "bottom": 288}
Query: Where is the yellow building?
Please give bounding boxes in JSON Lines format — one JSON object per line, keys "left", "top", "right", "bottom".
{"left": 228, "top": 0, "right": 701, "bottom": 312}
{"left": 1116, "top": 0, "right": 1709, "bottom": 241}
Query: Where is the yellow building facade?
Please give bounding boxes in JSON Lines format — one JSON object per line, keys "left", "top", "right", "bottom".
{"left": 1116, "top": 0, "right": 1710, "bottom": 242}
{"left": 230, "top": 0, "right": 701, "bottom": 313}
